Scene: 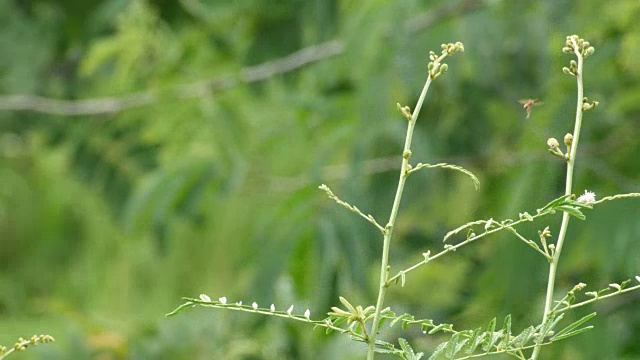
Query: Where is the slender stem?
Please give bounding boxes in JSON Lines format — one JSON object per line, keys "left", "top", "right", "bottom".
{"left": 554, "top": 284, "right": 640, "bottom": 314}
{"left": 531, "top": 39, "right": 584, "bottom": 360}
{"left": 386, "top": 209, "right": 552, "bottom": 284}
{"left": 366, "top": 62, "right": 439, "bottom": 360}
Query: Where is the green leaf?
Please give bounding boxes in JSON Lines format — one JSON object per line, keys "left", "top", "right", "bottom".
{"left": 428, "top": 342, "right": 447, "bottom": 360}
{"left": 502, "top": 315, "right": 512, "bottom": 339}
{"left": 538, "top": 195, "right": 573, "bottom": 213}
{"left": 481, "top": 318, "right": 497, "bottom": 352}
{"left": 428, "top": 323, "right": 452, "bottom": 334}
{"left": 165, "top": 300, "right": 195, "bottom": 317}
{"left": 390, "top": 314, "right": 413, "bottom": 328}
{"left": 551, "top": 325, "right": 595, "bottom": 341}
{"left": 536, "top": 313, "right": 564, "bottom": 343}
{"left": 511, "top": 326, "right": 535, "bottom": 348}
{"left": 452, "top": 337, "right": 470, "bottom": 357}
{"left": 332, "top": 316, "right": 347, "bottom": 327}
{"left": 620, "top": 279, "right": 631, "bottom": 289}
{"left": 399, "top": 338, "right": 415, "bottom": 358}
{"left": 551, "top": 312, "right": 597, "bottom": 341}
{"left": 410, "top": 162, "right": 480, "bottom": 190}
{"left": 498, "top": 315, "right": 512, "bottom": 349}
{"left": 444, "top": 332, "right": 461, "bottom": 358}
{"left": 555, "top": 205, "right": 586, "bottom": 220}
{"left": 465, "top": 328, "right": 484, "bottom": 354}
{"left": 378, "top": 316, "right": 390, "bottom": 330}
{"left": 484, "top": 329, "right": 504, "bottom": 352}
{"left": 339, "top": 296, "right": 357, "bottom": 314}
{"left": 565, "top": 200, "right": 593, "bottom": 209}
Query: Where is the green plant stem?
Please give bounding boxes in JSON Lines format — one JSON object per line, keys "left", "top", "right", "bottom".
{"left": 387, "top": 210, "right": 551, "bottom": 284}
{"left": 366, "top": 66, "right": 438, "bottom": 360}
{"left": 168, "top": 298, "right": 368, "bottom": 340}
{"left": 554, "top": 284, "right": 640, "bottom": 314}
{"left": 531, "top": 41, "right": 584, "bottom": 360}
{"left": 387, "top": 192, "right": 640, "bottom": 286}
{"left": 0, "top": 349, "right": 16, "bottom": 360}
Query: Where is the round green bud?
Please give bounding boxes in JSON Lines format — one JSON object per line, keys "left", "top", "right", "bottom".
{"left": 564, "top": 133, "right": 573, "bottom": 147}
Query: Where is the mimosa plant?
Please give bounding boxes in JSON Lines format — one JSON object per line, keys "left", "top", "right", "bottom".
{"left": 168, "top": 35, "right": 640, "bottom": 360}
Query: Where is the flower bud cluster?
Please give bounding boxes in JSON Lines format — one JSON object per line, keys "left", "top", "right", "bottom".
{"left": 562, "top": 35, "right": 595, "bottom": 76}
{"left": 538, "top": 226, "right": 553, "bottom": 259}
{"left": 427, "top": 42, "right": 464, "bottom": 80}
{"left": 428, "top": 61, "right": 448, "bottom": 80}
{"left": 562, "top": 34, "right": 595, "bottom": 57}
{"left": 441, "top": 41, "right": 465, "bottom": 55}
{"left": 0, "top": 335, "right": 55, "bottom": 356}
{"left": 538, "top": 226, "right": 552, "bottom": 239}
{"left": 396, "top": 103, "right": 412, "bottom": 121}
{"left": 562, "top": 60, "right": 578, "bottom": 76}
{"left": 547, "top": 131, "right": 578, "bottom": 160}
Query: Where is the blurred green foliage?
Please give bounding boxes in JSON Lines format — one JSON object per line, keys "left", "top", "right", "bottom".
{"left": 1, "top": 0, "right": 639, "bottom": 359}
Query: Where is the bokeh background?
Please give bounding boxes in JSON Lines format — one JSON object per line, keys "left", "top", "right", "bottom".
{"left": 1, "top": 0, "right": 639, "bottom": 359}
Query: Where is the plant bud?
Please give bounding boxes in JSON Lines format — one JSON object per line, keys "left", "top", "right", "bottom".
{"left": 564, "top": 133, "right": 573, "bottom": 147}
{"left": 547, "top": 138, "right": 560, "bottom": 149}
{"left": 586, "top": 46, "right": 595, "bottom": 55}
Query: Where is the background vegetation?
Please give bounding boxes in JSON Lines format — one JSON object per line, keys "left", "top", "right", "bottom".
{"left": 1, "top": 0, "right": 638, "bottom": 359}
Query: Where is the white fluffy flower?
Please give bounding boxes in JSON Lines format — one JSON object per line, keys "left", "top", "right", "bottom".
{"left": 270, "top": 304, "right": 275, "bottom": 312}
{"left": 577, "top": 190, "right": 596, "bottom": 204}
{"left": 287, "top": 305, "right": 294, "bottom": 315}
{"left": 252, "top": 302, "right": 258, "bottom": 309}
{"left": 218, "top": 297, "right": 227, "bottom": 304}
{"left": 304, "top": 309, "right": 311, "bottom": 319}
{"left": 199, "top": 294, "right": 211, "bottom": 302}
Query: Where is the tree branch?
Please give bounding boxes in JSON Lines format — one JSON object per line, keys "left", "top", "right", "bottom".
{"left": 0, "top": 40, "right": 344, "bottom": 116}
{"left": 0, "top": 0, "right": 492, "bottom": 116}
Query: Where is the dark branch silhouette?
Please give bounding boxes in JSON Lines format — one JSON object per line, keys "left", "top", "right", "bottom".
{"left": 0, "top": 0, "right": 490, "bottom": 116}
